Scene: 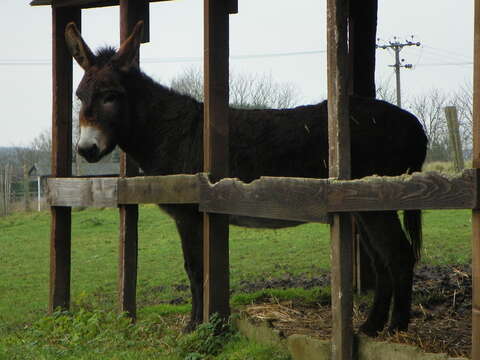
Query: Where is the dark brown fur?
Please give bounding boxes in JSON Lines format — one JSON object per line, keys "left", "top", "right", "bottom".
{"left": 67, "top": 22, "right": 428, "bottom": 335}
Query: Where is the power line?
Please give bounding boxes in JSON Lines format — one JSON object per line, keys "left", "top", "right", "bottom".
{"left": 0, "top": 49, "right": 328, "bottom": 66}
{"left": 1, "top": 46, "right": 471, "bottom": 70}
{"left": 422, "top": 45, "right": 472, "bottom": 61}
{"left": 415, "top": 61, "right": 472, "bottom": 67}
{"left": 377, "top": 37, "right": 421, "bottom": 107}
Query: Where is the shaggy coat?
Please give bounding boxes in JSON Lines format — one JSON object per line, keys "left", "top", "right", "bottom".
{"left": 66, "top": 21, "right": 428, "bottom": 335}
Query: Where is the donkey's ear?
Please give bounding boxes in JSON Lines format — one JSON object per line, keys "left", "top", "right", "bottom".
{"left": 114, "top": 21, "right": 144, "bottom": 70}
{"left": 65, "top": 22, "right": 95, "bottom": 71}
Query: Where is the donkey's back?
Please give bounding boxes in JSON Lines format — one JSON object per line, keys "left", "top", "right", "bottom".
{"left": 229, "top": 96, "right": 427, "bottom": 183}
{"left": 227, "top": 96, "right": 427, "bottom": 229}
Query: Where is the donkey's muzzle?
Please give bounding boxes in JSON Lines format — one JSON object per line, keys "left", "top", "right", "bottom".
{"left": 78, "top": 143, "right": 100, "bottom": 163}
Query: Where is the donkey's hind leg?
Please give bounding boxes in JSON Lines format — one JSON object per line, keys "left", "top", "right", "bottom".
{"left": 166, "top": 204, "right": 204, "bottom": 332}
{"left": 357, "top": 211, "right": 415, "bottom": 334}
{"left": 355, "top": 218, "right": 393, "bottom": 336}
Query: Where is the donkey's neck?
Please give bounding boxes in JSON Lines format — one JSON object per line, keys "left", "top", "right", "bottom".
{"left": 118, "top": 70, "right": 204, "bottom": 175}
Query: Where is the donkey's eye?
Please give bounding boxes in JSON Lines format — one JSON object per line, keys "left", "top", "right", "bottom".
{"left": 103, "top": 93, "right": 117, "bottom": 104}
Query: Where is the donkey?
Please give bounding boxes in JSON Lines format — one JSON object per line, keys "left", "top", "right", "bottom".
{"left": 65, "top": 21, "right": 428, "bottom": 336}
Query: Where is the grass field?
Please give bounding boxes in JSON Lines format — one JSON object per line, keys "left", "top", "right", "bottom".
{"left": 0, "top": 206, "right": 472, "bottom": 359}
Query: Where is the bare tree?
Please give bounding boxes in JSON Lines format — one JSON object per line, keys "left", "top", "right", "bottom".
{"left": 30, "top": 128, "right": 51, "bottom": 161}
{"left": 452, "top": 82, "right": 473, "bottom": 157}
{"left": 408, "top": 89, "right": 450, "bottom": 162}
{"left": 375, "top": 77, "right": 397, "bottom": 104}
{"left": 170, "top": 67, "right": 204, "bottom": 103}
{"left": 170, "top": 66, "right": 301, "bottom": 109}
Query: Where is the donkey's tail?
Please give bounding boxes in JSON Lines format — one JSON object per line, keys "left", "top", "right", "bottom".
{"left": 404, "top": 209, "right": 422, "bottom": 263}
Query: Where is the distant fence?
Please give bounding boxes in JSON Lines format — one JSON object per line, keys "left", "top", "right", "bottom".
{"left": 0, "top": 165, "right": 12, "bottom": 216}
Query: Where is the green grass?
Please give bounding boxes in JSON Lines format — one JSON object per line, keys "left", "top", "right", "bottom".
{"left": 421, "top": 209, "right": 472, "bottom": 264}
{"left": 0, "top": 206, "right": 472, "bottom": 358}
{"left": 0, "top": 310, "right": 290, "bottom": 360}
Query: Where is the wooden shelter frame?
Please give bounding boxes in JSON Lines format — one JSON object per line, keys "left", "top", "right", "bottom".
{"left": 31, "top": 0, "right": 480, "bottom": 359}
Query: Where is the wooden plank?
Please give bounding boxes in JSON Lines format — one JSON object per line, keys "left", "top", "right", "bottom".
{"left": 348, "top": 0, "right": 377, "bottom": 98}
{"left": 198, "top": 174, "right": 329, "bottom": 223}
{"left": 31, "top": 0, "right": 171, "bottom": 8}
{"left": 118, "top": 175, "right": 198, "bottom": 204}
{"left": 228, "top": 0, "right": 238, "bottom": 14}
{"left": 118, "top": 203, "right": 138, "bottom": 318}
{"left": 445, "top": 106, "right": 465, "bottom": 172}
{"left": 472, "top": 1, "right": 480, "bottom": 357}
{"left": 47, "top": 170, "right": 477, "bottom": 213}
{"left": 52, "top": 0, "right": 116, "bottom": 7}
{"left": 48, "top": 178, "right": 118, "bottom": 207}
{"left": 328, "top": 170, "right": 476, "bottom": 211}
{"left": 120, "top": 0, "right": 149, "bottom": 43}
{"left": 50, "top": 6, "right": 80, "bottom": 313}
{"left": 200, "top": 172, "right": 475, "bottom": 221}
{"left": 327, "top": 0, "right": 353, "bottom": 359}
{"left": 348, "top": 0, "right": 378, "bottom": 293}
{"left": 203, "top": 0, "right": 230, "bottom": 323}
{"left": 118, "top": 0, "right": 147, "bottom": 320}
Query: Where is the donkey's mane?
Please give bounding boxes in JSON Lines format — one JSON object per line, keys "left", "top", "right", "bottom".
{"left": 95, "top": 46, "right": 117, "bottom": 67}
{"left": 93, "top": 46, "right": 195, "bottom": 103}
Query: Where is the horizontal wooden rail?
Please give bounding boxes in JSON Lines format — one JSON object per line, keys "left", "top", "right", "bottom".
{"left": 199, "top": 170, "right": 477, "bottom": 223}
{"left": 47, "top": 174, "right": 199, "bottom": 207}
{"left": 31, "top": 0, "right": 171, "bottom": 8}
{"left": 47, "top": 170, "right": 479, "bottom": 221}
{"left": 327, "top": 169, "right": 476, "bottom": 211}
{"left": 198, "top": 174, "right": 330, "bottom": 223}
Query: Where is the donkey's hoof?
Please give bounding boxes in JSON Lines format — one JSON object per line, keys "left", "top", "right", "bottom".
{"left": 386, "top": 323, "right": 408, "bottom": 336}
{"left": 183, "top": 320, "right": 200, "bottom": 333}
{"left": 359, "top": 322, "right": 383, "bottom": 337}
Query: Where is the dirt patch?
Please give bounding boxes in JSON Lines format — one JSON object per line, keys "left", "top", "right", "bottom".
{"left": 239, "top": 272, "right": 330, "bottom": 293}
{"left": 241, "top": 264, "right": 472, "bottom": 358}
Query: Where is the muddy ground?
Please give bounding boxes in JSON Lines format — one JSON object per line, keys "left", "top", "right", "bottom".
{"left": 240, "top": 264, "right": 472, "bottom": 358}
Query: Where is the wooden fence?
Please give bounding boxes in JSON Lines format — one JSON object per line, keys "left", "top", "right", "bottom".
{"left": 47, "top": 170, "right": 478, "bottom": 216}
{"left": 0, "top": 165, "right": 11, "bottom": 216}
{"left": 31, "top": 0, "right": 480, "bottom": 359}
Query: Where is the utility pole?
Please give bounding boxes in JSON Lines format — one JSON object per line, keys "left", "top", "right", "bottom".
{"left": 377, "top": 37, "right": 420, "bottom": 107}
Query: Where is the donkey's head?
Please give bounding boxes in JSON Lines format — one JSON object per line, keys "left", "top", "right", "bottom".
{"left": 65, "top": 21, "right": 144, "bottom": 162}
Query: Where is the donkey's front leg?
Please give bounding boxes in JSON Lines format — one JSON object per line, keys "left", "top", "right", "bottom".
{"left": 355, "top": 216, "right": 393, "bottom": 336}
{"left": 357, "top": 211, "right": 415, "bottom": 334}
{"left": 170, "top": 206, "right": 204, "bottom": 332}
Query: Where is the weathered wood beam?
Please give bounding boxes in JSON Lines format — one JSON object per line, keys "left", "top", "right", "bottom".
{"left": 118, "top": 0, "right": 149, "bottom": 320}
{"left": 119, "top": 0, "right": 149, "bottom": 43}
{"left": 50, "top": 6, "right": 80, "bottom": 314}
{"left": 48, "top": 177, "right": 118, "bottom": 207}
{"left": 203, "top": 0, "right": 230, "bottom": 323}
{"left": 47, "top": 170, "right": 478, "bottom": 213}
{"left": 118, "top": 175, "right": 198, "bottom": 204}
{"left": 198, "top": 175, "right": 329, "bottom": 223}
{"left": 348, "top": 0, "right": 377, "bottom": 98}
{"left": 472, "top": 0, "right": 480, "bottom": 357}
{"left": 328, "top": 170, "right": 476, "bottom": 211}
{"left": 47, "top": 175, "right": 199, "bottom": 207}
{"left": 199, "top": 171, "right": 478, "bottom": 221}
{"left": 31, "top": 0, "right": 171, "bottom": 9}
{"left": 228, "top": 0, "right": 238, "bottom": 14}
{"left": 327, "top": 0, "right": 353, "bottom": 358}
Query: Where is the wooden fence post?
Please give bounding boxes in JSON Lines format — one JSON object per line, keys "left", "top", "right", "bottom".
{"left": 23, "top": 163, "right": 30, "bottom": 212}
{"left": 348, "top": 0, "right": 378, "bottom": 293}
{"left": 0, "top": 165, "right": 9, "bottom": 216}
{"left": 202, "top": 0, "right": 231, "bottom": 322}
{"left": 445, "top": 106, "right": 465, "bottom": 172}
{"left": 472, "top": 1, "right": 480, "bottom": 358}
{"left": 118, "top": 0, "right": 149, "bottom": 320}
{"left": 0, "top": 167, "right": 4, "bottom": 216}
{"left": 327, "top": 0, "right": 354, "bottom": 359}
{"left": 50, "top": 6, "right": 80, "bottom": 313}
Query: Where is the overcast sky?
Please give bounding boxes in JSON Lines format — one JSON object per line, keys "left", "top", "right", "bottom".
{"left": 0, "top": 0, "right": 475, "bottom": 146}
